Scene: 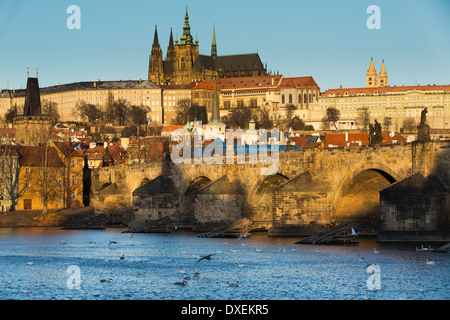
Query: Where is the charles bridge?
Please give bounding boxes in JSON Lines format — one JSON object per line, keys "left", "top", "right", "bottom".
{"left": 90, "top": 141, "right": 450, "bottom": 236}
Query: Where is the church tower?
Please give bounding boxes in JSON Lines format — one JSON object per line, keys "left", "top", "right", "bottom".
{"left": 173, "top": 6, "right": 199, "bottom": 84}
{"left": 148, "top": 25, "right": 164, "bottom": 84}
{"left": 366, "top": 57, "right": 378, "bottom": 87}
{"left": 166, "top": 28, "right": 175, "bottom": 62}
{"left": 378, "top": 59, "right": 388, "bottom": 87}
{"left": 211, "top": 24, "right": 217, "bottom": 60}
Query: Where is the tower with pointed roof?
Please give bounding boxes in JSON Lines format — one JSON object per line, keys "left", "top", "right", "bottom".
{"left": 13, "top": 76, "right": 51, "bottom": 146}
{"left": 148, "top": 25, "right": 164, "bottom": 84}
{"left": 211, "top": 24, "right": 217, "bottom": 60}
{"left": 378, "top": 59, "right": 388, "bottom": 87}
{"left": 166, "top": 28, "right": 175, "bottom": 62}
{"left": 366, "top": 57, "right": 378, "bottom": 88}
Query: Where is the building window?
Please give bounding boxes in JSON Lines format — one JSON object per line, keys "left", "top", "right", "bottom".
{"left": 237, "top": 100, "right": 244, "bottom": 108}
{"left": 281, "top": 95, "right": 285, "bottom": 104}
{"left": 289, "top": 94, "right": 292, "bottom": 104}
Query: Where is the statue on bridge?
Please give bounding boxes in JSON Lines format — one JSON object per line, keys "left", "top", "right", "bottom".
{"left": 417, "top": 108, "right": 431, "bottom": 142}
{"left": 369, "top": 120, "right": 383, "bottom": 146}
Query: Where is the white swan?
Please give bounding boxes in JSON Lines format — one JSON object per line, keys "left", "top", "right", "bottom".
{"left": 373, "top": 248, "right": 379, "bottom": 254}
{"left": 426, "top": 259, "right": 435, "bottom": 265}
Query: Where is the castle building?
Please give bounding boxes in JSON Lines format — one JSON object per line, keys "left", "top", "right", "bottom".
{"left": 148, "top": 7, "right": 268, "bottom": 86}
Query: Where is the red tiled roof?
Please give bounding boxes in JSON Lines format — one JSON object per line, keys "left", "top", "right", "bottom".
{"left": 161, "top": 125, "right": 184, "bottom": 133}
{"left": 322, "top": 84, "right": 450, "bottom": 97}
{"left": 280, "top": 77, "right": 319, "bottom": 89}
{"left": 325, "top": 132, "right": 391, "bottom": 147}
{"left": 290, "top": 136, "right": 310, "bottom": 148}
{"left": 188, "top": 81, "right": 218, "bottom": 91}
{"left": 17, "top": 146, "right": 65, "bottom": 167}
{"left": 217, "top": 75, "right": 282, "bottom": 91}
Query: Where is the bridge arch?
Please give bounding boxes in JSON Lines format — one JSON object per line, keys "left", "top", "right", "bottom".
{"left": 332, "top": 163, "right": 399, "bottom": 227}
{"left": 184, "top": 176, "right": 213, "bottom": 195}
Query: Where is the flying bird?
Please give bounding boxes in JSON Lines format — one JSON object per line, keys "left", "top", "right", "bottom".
{"left": 196, "top": 254, "right": 215, "bottom": 263}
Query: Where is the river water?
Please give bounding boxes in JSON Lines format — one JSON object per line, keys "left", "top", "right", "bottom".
{"left": 0, "top": 227, "right": 448, "bottom": 301}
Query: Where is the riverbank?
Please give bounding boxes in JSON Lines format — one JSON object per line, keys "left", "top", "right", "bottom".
{"left": 0, "top": 206, "right": 95, "bottom": 227}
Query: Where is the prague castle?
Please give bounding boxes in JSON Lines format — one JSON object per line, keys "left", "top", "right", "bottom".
{"left": 148, "top": 7, "right": 268, "bottom": 85}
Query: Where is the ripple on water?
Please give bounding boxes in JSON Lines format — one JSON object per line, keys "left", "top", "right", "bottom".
{"left": 0, "top": 229, "right": 448, "bottom": 300}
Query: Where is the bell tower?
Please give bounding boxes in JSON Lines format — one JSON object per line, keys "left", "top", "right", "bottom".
{"left": 366, "top": 57, "right": 378, "bottom": 88}
{"left": 378, "top": 59, "right": 388, "bottom": 87}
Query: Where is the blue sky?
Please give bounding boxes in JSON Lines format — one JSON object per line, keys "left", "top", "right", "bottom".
{"left": 0, "top": 0, "right": 449, "bottom": 91}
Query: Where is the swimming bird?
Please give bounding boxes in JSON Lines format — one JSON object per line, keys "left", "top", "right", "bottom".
{"left": 100, "top": 278, "right": 114, "bottom": 283}
{"left": 373, "top": 248, "right": 379, "bottom": 254}
{"left": 60, "top": 240, "right": 67, "bottom": 245}
{"left": 196, "top": 254, "right": 215, "bottom": 263}
{"left": 108, "top": 241, "right": 117, "bottom": 246}
{"left": 119, "top": 254, "right": 125, "bottom": 260}
{"left": 426, "top": 259, "right": 435, "bottom": 265}
{"left": 193, "top": 267, "right": 199, "bottom": 278}
{"left": 256, "top": 248, "right": 263, "bottom": 252}
{"left": 26, "top": 262, "right": 34, "bottom": 265}
{"left": 227, "top": 281, "right": 239, "bottom": 287}
{"left": 174, "top": 280, "right": 187, "bottom": 286}
{"left": 136, "top": 272, "right": 146, "bottom": 277}
{"left": 178, "top": 265, "right": 188, "bottom": 275}
{"left": 88, "top": 241, "right": 96, "bottom": 245}
{"left": 104, "top": 259, "right": 110, "bottom": 262}
{"left": 358, "top": 255, "right": 365, "bottom": 262}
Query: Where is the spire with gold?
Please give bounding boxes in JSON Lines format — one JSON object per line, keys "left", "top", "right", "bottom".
{"left": 179, "top": 6, "right": 194, "bottom": 45}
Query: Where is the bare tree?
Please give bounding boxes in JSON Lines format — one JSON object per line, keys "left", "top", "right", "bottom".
{"left": 75, "top": 100, "right": 102, "bottom": 123}
{"left": 42, "top": 100, "right": 60, "bottom": 126}
{"left": 0, "top": 145, "right": 27, "bottom": 211}
{"left": 174, "top": 98, "right": 192, "bottom": 125}
{"left": 356, "top": 107, "right": 371, "bottom": 132}
{"left": 402, "top": 117, "right": 417, "bottom": 133}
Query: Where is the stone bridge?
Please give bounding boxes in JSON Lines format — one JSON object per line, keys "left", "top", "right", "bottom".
{"left": 90, "top": 141, "right": 450, "bottom": 233}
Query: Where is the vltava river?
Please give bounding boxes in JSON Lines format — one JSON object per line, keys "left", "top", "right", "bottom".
{"left": 0, "top": 227, "right": 448, "bottom": 300}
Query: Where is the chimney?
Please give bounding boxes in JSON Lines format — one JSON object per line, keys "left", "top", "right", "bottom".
{"left": 271, "top": 78, "right": 274, "bottom": 86}
{"left": 139, "top": 79, "right": 142, "bottom": 84}
{"left": 94, "top": 82, "right": 97, "bottom": 88}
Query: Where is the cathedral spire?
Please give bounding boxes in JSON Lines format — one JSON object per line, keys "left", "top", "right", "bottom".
{"left": 179, "top": 5, "right": 194, "bottom": 45}
{"left": 152, "top": 25, "right": 160, "bottom": 48}
{"left": 211, "top": 23, "right": 217, "bottom": 59}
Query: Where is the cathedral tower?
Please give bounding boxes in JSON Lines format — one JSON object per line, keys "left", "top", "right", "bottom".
{"left": 148, "top": 25, "right": 164, "bottom": 83}
{"left": 378, "top": 59, "right": 388, "bottom": 87}
{"left": 366, "top": 57, "right": 378, "bottom": 88}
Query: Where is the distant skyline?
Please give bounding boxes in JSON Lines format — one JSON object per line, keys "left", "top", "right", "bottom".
{"left": 1, "top": 0, "right": 449, "bottom": 92}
